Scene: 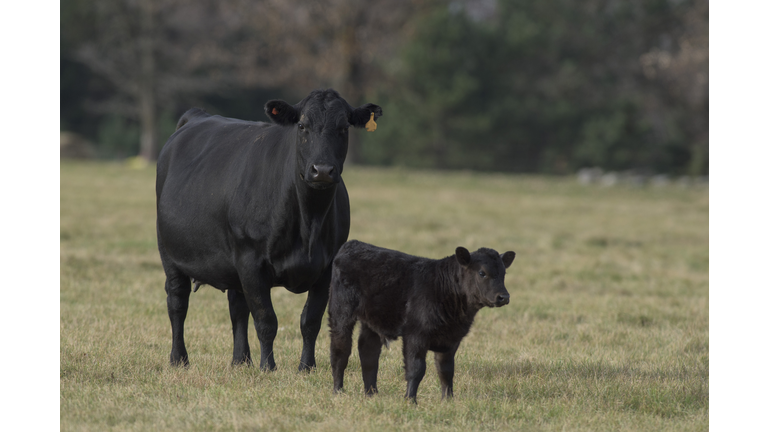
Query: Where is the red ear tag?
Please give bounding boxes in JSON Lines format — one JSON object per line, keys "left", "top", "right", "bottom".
{"left": 272, "top": 108, "right": 279, "bottom": 115}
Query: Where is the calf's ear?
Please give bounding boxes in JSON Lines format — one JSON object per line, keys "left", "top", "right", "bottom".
{"left": 455, "top": 247, "right": 471, "bottom": 266}
{"left": 265, "top": 100, "right": 300, "bottom": 125}
{"left": 501, "top": 251, "right": 516, "bottom": 268}
{"left": 349, "top": 103, "right": 383, "bottom": 128}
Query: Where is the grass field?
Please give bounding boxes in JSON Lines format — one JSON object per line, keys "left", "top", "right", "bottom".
{"left": 60, "top": 161, "right": 708, "bottom": 431}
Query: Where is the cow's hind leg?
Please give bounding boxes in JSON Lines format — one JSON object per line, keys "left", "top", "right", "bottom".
{"left": 228, "top": 289, "right": 252, "bottom": 366}
{"left": 165, "top": 268, "right": 191, "bottom": 367}
{"left": 358, "top": 323, "right": 383, "bottom": 396}
{"left": 298, "top": 275, "right": 331, "bottom": 372}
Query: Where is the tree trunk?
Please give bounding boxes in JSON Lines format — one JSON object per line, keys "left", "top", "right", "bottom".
{"left": 138, "top": 0, "right": 158, "bottom": 161}
{"left": 340, "top": 6, "right": 365, "bottom": 165}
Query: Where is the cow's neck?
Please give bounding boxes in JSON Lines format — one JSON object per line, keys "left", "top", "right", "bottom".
{"left": 292, "top": 179, "right": 337, "bottom": 258}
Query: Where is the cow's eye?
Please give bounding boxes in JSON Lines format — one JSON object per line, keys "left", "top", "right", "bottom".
{"left": 298, "top": 123, "right": 305, "bottom": 131}
{"left": 479, "top": 270, "right": 487, "bottom": 278}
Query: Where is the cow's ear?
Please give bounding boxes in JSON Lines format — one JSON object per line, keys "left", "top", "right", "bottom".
{"left": 265, "top": 100, "right": 300, "bottom": 125}
{"left": 455, "top": 247, "right": 471, "bottom": 267}
{"left": 501, "top": 251, "right": 516, "bottom": 268}
{"left": 349, "top": 103, "right": 383, "bottom": 128}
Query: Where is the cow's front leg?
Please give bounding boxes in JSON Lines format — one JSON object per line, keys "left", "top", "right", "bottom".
{"left": 228, "top": 289, "right": 252, "bottom": 366}
{"left": 238, "top": 262, "right": 277, "bottom": 371}
{"left": 245, "top": 288, "right": 278, "bottom": 371}
{"left": 403, "top": 337, "right": 428, "bottom": 403}
{"left": 298, "top": 270, "right": 331, "bottom": 372}
{"left": 434, "top": 344, "right": 459, "bottom": 399}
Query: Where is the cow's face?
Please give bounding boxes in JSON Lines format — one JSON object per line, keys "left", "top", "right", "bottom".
{"left": 265, "top": 89, "right": 382, "bottom": 190}
{"left": 455, "top": 247, "right": 515, "bottom": 308}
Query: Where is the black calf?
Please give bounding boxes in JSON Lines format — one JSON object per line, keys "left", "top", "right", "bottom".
{"left": 328, "top": 240, "right": 516, "bottom": 403}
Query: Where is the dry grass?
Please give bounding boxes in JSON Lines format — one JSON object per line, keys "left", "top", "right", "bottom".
{"left": 61, "top": 161, "right": 708, "bottom": 431}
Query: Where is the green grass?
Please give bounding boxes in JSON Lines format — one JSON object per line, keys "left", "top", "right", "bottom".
{"left": 61, "top": 161, "right": 708, "bottom": 431}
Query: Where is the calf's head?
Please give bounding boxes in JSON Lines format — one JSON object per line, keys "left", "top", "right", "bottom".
{"left": 455, "top": 247, "right": 516, "bottom": 308}
{"left": 265, "top": 89, "right": 382, "bottom": 189}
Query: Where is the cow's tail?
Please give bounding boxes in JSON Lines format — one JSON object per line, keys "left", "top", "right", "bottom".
{"left": 176, "top": 108, "right": 206, "bottom": 131}
{"left": 175, "top": 116, "right": 189, "bottom": 131}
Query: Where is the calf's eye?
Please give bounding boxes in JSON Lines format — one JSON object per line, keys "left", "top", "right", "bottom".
{"left": 298, "top": 123, "right": 305, "bottom": 131}
{"left": 479, "top": 270, "right": 487, "bottom": 278}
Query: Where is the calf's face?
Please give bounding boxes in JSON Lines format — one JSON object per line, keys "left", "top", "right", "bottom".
{"left": 455, "top": 247, "right": 516, "bottom": 307}
{"left": 265, "top": 89, "right": 382, "bottom": 189}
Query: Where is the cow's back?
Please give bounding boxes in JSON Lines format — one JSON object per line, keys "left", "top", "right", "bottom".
{"left": 156, "top": 110, "right": 289, "bottom": 288}
{"left": 157, "top": 109, "right": 279, "bottom": 200}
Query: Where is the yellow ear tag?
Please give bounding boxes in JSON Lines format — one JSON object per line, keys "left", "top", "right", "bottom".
{"left": 365, "top": 112, "right": 377, "bottom": 132}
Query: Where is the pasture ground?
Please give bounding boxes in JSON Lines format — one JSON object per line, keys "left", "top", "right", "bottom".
{"left": 60, "top": 161, "right": 708, "bottom": 431}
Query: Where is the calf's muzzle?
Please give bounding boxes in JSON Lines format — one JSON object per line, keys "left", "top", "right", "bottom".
{"left": 495, "top": 293, "right": 510, "bottom": 307}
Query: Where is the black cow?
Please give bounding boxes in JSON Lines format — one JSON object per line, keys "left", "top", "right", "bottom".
{"left": 328, "top": 240, "right": 516, "bottom": 403}
{"left": 156, "top": 89, "right": 382, "bottom": 371}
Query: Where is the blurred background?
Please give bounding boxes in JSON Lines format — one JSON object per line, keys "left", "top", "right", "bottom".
{"left": 60, "top": 0, "right": 708, "bottom": 176}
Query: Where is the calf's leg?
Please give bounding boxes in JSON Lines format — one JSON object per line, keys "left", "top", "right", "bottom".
{"left": 358, "top": 323, "right": 383, "bottom": 395}
{"left": 228, "top": 289, "right": 252, "bottom": 366}
{"left": 329, "top": 319, "right": 355, "bottom": 393}
{"left": 403, "top": 337, "right": 429, "bottom": 403}
{"left": 434, "top": 344, "right": 459, "bottom": 399}
{"left": 165, "top": 269, "right": 191, "bottom": 367}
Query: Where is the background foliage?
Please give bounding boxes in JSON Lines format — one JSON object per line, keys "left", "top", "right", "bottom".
{"left": 61, "top": 0, "right": 708, "bottom": 173}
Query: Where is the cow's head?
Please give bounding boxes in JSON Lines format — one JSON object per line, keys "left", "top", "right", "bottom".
{"left": 455, "top": 247, "right": 515, "bottom": 308}
{"left": 265, "top": 89, "right": 382, "bottom": 189}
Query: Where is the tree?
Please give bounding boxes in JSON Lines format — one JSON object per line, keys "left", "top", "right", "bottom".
{"left": 639, "top": 0, "right": 709, "bottom": 174}
{"left": 73, "top": 0, "right": 271, "bottom": 160}
{"left": 240, "top": 0, "right": 435, "bottom": 163}
{"left": 360, "top": 0, "right": 708, "bottom": 175}
{"left": 67, "top": 0, "right": 432, "bottom": 161}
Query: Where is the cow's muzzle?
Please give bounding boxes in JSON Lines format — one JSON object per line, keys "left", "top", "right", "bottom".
{"left": 308, "top": 164, "right": 337, "bottom": 184}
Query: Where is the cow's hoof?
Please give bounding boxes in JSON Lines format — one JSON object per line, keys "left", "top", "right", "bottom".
{"left": 231, "top": 357, "right": 253, "bottom": 367}
{"left": 170, "top": 357, "right": 189, "bottom": 368}
{"left": 298, "top": 363, "right": 316, "bottom": 373}
{"left": 259, "top": 363, "right": 277, "bottom": 372}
